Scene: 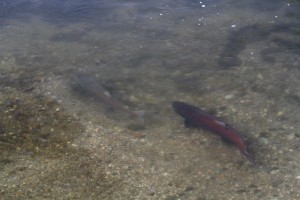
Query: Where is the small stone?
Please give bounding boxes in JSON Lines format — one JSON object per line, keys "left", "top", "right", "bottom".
{"left": 287, "top": 133, "right": 295, "bottom": 140}
{"left": 224, "top": 94, "right": 234, "bottom": 100}
{"left": 276, "top": 111, "right": 284, "bottom": 117}
{"left": 131, "top": 132, "right": 145, "bottom": 139}
{"left": 257, "top": 73, "right": 264, "bottom": 80}
{"left": 296, "top": 176, "right": 300, "bottom": 179}
{"left": 258, "top": 137, "right": 269, "bottom": 145}
{"left": 185, "top": 186, "right": 194, "bottom": 192}
{"left": 171, "top": 70, "right": 182, "bottom": 77}
{"left": 129, "top": 95, "right": 139, "bottom": 103}
{"left": 148, "top": 189, "right": 155, "bottom": 196}
{"left": 270, "top": 169, "right": 280, "bottom": 175}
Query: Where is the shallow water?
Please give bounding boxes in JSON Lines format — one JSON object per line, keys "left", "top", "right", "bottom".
{"left": 1, "top": 0, "right": 300, "bottom": 199}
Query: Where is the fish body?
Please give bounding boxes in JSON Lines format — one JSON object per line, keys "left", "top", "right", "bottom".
{"left": 73, "top": 74, "right": 143, "bottom": 118}
{"left": 172, "top": 101, "right": 254, "bottom": 163}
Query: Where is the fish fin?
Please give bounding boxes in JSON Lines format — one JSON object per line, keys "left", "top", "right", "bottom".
{"left": 103, "top": 91, "right": 111, "bottom": 97}
{"left": 221, "top": 136, "right": 234, "bottom": 145}
{"left": 214, "top": 120, "right": 230, "bottom": 129}
{"left": 242, "top": 149, "right": 256, "bottom": 165}
{"left": 184, "top": 119, "right": 197, "bottom": 128}
{"left": 214, "top": 120, "right": 226, "bottom": 126}
{"left": 243, "top": 138, "right": 251, "bottom": 145}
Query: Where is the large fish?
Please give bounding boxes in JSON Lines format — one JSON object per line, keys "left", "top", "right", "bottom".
{"left": 172, "top": 101, "right": 255, "bottom": 164}
{"left": 73, "top": 74, "right": 144, "bottom": 118}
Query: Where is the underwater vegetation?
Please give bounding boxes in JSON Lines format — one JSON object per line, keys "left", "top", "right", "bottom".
{"left": 0, "top": 92, "right": 84, "bottom": 158}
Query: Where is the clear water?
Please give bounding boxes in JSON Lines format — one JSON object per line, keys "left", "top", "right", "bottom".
{"left": 1, "top": 0, "right": 300, "bottom": 199}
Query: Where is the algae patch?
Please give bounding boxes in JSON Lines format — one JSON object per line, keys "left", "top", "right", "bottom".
{"left": 0, "top": 92, "right": 84, "bottom": 157}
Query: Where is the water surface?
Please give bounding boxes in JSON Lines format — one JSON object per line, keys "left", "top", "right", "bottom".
{"left": 1, "top": 0, "right": 300, "bottom": 199}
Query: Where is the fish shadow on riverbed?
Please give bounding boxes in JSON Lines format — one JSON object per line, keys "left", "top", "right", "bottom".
{"left": 70, "top": 73, "right": 145, "bottom": 129}
{"left": 218, "top": 23, "right": 300, "bottom": 68}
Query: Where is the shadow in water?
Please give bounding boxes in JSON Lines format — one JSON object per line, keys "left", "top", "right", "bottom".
{"left": 218, "top": 23, "right": 300, "bottom": 68}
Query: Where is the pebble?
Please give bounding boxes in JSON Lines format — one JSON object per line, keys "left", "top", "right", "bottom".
{"left": 129, "top": 95, "right": 139, "bottom": 103}
{"left": 131, "top": 132, "right": 145, "bottom": 139}
{"left": 270, "top": 169, "right": 280, "bottom": 175}
{"left": 258, "top": 137, "right": 269, "bottom": 145}
{"left": 224, "top": 94, "right": 234, "bottom": 100}
{"left": 276, "top": 111, "right": 284, "bottom": 117}
{"left": 287, "top": 133, "right": 295, "bottom": 140}
{"left": 171, "top": 70, "right": 182, "bottom": 77}
{"left": 257, "top": 73, "right": 264, "bottom": 80}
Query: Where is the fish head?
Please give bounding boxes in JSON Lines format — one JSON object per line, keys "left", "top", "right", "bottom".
{"left": 172, "top": 101, "right": 199, "bottom": 119}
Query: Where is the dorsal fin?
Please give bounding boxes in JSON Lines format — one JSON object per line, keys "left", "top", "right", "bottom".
{"left": 214, "top": 120, "right": 226, "bottom": 127}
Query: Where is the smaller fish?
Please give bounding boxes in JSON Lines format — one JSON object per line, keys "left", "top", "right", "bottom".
{"left": 172, "top": 101, "right": 255, "bottom": 164}
{"left": 73, "top": 74, "right": 144, "bottom": 118}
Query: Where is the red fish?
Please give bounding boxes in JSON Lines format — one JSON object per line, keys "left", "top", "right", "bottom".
{"left": 172, "top": 101, "right": 255, "bottom": 164}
